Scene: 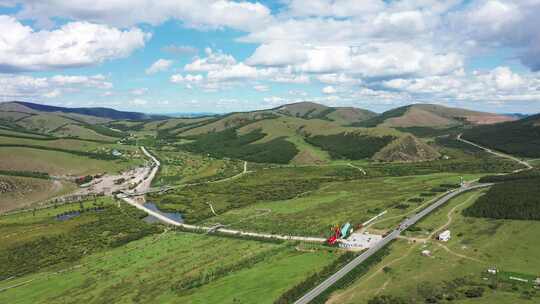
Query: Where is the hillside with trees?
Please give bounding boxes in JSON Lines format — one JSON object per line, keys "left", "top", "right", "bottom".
{"left": 463, "top": 176, "right": 540, "bottom": 220}
{"left": 462, "top": 114, "right": 540, "bottom": 158}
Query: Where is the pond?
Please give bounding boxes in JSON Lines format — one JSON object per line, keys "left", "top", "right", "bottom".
{"left": 55, "top": 208, "right": 105, "bottom": 221}
{"left": 56, "top": 211, "right": 81, "bottom": 221}
{"left": 143, "top": 202, "right": 184, "bottom": 224}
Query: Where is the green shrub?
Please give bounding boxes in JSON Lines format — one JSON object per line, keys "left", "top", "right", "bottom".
{"left": 464, "top": 287, "right": 484, "bottom": 298}
{"left": 0, "top": 170, "right": 50, "bottom": 179}
{"left": 0, "top": 205, "right": 161, "bottom": 279}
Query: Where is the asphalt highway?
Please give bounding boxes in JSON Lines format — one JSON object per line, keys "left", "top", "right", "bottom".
{"left": 294, "top": 183, "right": 492, "bottom": 304}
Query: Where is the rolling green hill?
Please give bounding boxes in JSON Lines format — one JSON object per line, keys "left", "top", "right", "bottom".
{"left": 357, "top": 104, "right": 515, "bottom": 128}
{"left": 462, "top": 113, "right": 540, "bottom": 158}
{"left": 2, "top": 101, "right": 166, "bottom": 120}
{"left": 4, "top": 100, "right": 525, "bottom": 165}
{"left": 373, "top": 134, "right": 441, "bottom": 162}
{"left": 274, "top": 101, "right": 377, "bottom": 125}
{"left": 0, "top": 101, "right": 128, "bottom": 141}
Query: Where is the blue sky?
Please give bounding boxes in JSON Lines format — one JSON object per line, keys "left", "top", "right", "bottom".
{"left": 0, "top": 0, "right": 539, "bottom": 114}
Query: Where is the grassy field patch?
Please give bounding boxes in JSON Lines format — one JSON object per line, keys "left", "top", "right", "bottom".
{"left": 0, "top": 230, "right": 338, "bottom": 304}
{"left": 0, "top": 175, "right": 76, "bottom": 213}
{"left": 327, "top": 189, "right": 540, "bottom": 304}
{"left": 198, "top": 172, "right": 481, "bottom": 236}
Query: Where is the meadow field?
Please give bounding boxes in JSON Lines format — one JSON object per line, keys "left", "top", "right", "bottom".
{"left": 150, "top": 149, "right": 244, "bottom": 186}
{"left": 0, "top": 200, "right": 340, "bottom": 304}
{"left": 326, "top": 189, "right": 540, "bottom": 303}
{"left": 0, "top": 175, "right": 76, "bottom": 213}
{"left": 0, "top": 134, "right": 145, "bottom": 175}
{"left": 197, "top": 171, "right": 485, "bottom": 237}
{"left": 0, "top": 147, "right": 138, "bottom": 175}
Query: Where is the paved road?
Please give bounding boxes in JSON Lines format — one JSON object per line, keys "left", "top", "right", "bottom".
{"left": 137, "top": 147, "right": 161, "bottom": 192}
{"left": 120, "top": 194, "right": 326, "bottom": 242}
{"left": 293, "top": 183, "right": 492, "bottom": 304}
{"left": 119, "top": 148, "right": 326, "bottom": 243}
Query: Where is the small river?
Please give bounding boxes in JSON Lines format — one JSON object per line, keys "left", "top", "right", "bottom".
{"left": 143, "top": 202, "right": 184, "bottom": 224}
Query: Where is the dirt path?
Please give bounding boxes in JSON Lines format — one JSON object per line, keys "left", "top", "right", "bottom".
{"left": 375, "top": 278, "right": 391, "bottom": 295}
{"left": 435, "top": 243, "right": 485, "bottom": 263}
{"left": 428, "top": 193, "right": 479, "bottom": 239}
{"left": 121, "top": 149, "right": 326, "bottom": 243}
{"left": 347, "top": 163, "right": 367, "bottom": 175}
{"left": 365, "top": 194, "right": 442, "bottom": 230}
{"left": 326, "top": 242, "right": 418, "bottom": 304}
{"left": 329, "top": 190, "right": 487, "bottom": 304}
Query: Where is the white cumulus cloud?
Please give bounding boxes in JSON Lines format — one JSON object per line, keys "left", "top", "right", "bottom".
{"left": 145, "top": 59, "right": 173, "bottom": 74}
{"left": 322, "top": 86, "right": 337, "bottom": 94}
{"left": 8, "top": 0, "right": 273, "bottom": 30}
{"left": 0, "top": 15, "right": 149, "bottom": 73}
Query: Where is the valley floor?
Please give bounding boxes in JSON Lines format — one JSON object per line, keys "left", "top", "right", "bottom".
{"left": 326, "top": 189, "right": 540, "bottom": 303}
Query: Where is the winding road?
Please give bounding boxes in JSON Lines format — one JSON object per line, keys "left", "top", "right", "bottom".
{"left": 118, "top": 147, "right": 326, "bottom": 243}
{"left": 457, "top": 134, "right": 532, "bottom": 170}
{"left": 126, "top": 137, "right": 528, "bottom": 304}
{"left": 293, "top": 183, "right": 492, "bottom": 304}
{"left": 295, "top": 135, "right": 530, "bottom": 303}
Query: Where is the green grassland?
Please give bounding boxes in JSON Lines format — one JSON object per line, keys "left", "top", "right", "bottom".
{"left": 142, "top": 117, "right": 214, "bottom": 132}
{"left": 51, "top": 123, "right": 118, "bottom": 142}
{"left": 236, "top": 116, "right": 338, "bottom": 164}
{"left": 287, "top": 135, "right": 332, "bottom": 164}
{"left": 529, "top": 159, "right": 540, "bottom": 167}
{"left": 58, "top": 112, "right": 111, "bottom": 125}
{"left": 235, "top": 116, "right": 404, "bottom": 163}
{"left": 0, "top": 201, "right": 339, "bottom": 304}
{"left": 151, "top": 149, "right": 244, "bottom": 186}
{"left": 0, "top": 147, "right": 140, "bottom": 175}
{"left": 197, "top": 172, "right": 484, "bottom": 237}
{"left": 0, "top": 110, "right": 33, "bottom": 122}
{"left": 151, "top": 143, "right": 517, "bottom": 234}
{"left": 179, "top": 128, "right": 299, "bottom": 164}
{"left": 0, "top": 175, "right": 77, "bottom": 213}
{"left": 0, "top": 134, "right": 145, "bottom": 175}
{"left": 327, "top": 189, "right": 540, "bottom": 304}
{"left": 178, "top": 111, "right": 276, "bottom": 136}
{"left": 0, "top": 198, "right": 116, "bottom": 248}
{"left": 15, "top": 113, "right": 77, "bottom": 133}
{"left": 0, "top": 134, "right": 116, "bottom": 151}
{"left": 0, "top": 128, "right": 50, "bottom": 139}
{"left": 0, "top": 198, "right": 161, "bottom": 280}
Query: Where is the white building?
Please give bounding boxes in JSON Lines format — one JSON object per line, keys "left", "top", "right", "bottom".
{"left": 421, "top": 250, "right": 431, "bottom": 257}
{"left": 438, "top": 230, "right": 451, "bottom": 242}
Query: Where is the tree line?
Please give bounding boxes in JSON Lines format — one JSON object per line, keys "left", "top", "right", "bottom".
{"left": 463, "top": 177, "right": 540, "bottom": 221}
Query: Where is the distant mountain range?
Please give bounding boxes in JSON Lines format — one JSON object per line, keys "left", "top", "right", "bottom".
{"left": 1, "top": 100, "right": 537, "bottom": 163}
{"left": 0, "top": 101, "right": 168, "bottom": 120}
{"left": 355, "top": 103, "right": 516, "bottom": 128}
